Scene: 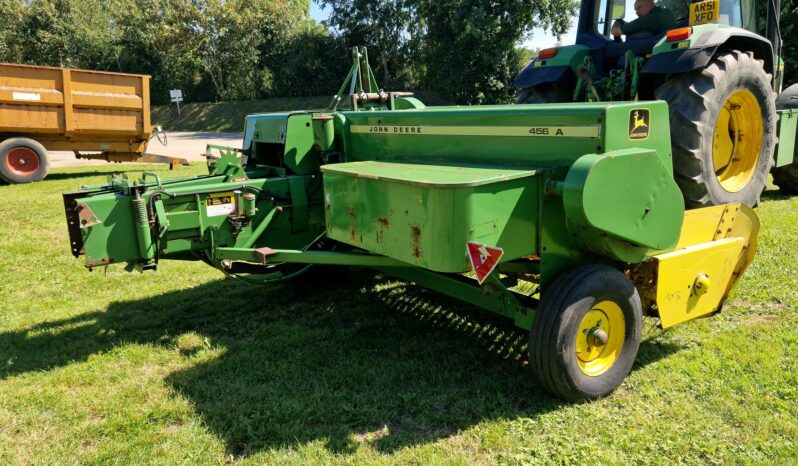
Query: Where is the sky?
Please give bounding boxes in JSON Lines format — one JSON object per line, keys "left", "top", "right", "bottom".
{"left": 309, "top": 3, "right": 578, "bottom": 51}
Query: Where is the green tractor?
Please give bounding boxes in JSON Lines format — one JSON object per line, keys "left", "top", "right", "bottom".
{"left": 515, "top": 0, "right": 798, "bottom": 206}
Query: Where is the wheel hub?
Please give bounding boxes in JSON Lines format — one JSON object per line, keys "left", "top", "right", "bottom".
{"left": 5, "top": 147, "right": 40, "bottom": 176}
{"left": 575, "top": 302, "right": 626, "bottom": 376}
{"left": 712, "top": 88, "right": 763, "bottom": 193}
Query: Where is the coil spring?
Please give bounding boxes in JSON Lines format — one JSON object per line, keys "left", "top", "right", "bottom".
{"left": 132, "top": 198, "right": 148, "bottom": 227}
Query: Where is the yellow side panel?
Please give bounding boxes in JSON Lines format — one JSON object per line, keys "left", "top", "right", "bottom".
{"left": 73, "top": 109, "right": 142, "bottom": 135}
{"left": 0, "top": 104, "right": 63, "bottom": 133}
{"left": 654, "top": 237, "right": 745, "bottom": 328}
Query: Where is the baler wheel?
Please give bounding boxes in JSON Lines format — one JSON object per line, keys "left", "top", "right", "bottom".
{"left": 0, "top": 137, "right": 49, "bottom": 184}
{"left": 655, "top": 50, "right": 776, "bottom": 207}
{"left": 772, "top": 164, "right": 798, "bottom": 194}
{"left": 530, "top": 264, "right": 642, "bottom": 401}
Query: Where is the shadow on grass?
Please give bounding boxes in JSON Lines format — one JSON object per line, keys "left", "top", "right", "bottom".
{"left": 761, "top": 188, "right": 794, "bottom": 202}
{"left": 0, "top": 268, "right": 679, "bottom": 456}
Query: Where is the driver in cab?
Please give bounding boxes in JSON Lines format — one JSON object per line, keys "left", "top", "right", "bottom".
{"left": 611, "top": 0, "right": 676, "bottom": 40}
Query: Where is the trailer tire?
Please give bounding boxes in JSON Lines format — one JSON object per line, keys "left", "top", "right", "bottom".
{"left": 655, "top": 50, "right": 776, "bottom": 207}
{"left": 530, "top": 264, "right": 642, "bottom": 401}
{"left": 772, "top": 164, "right": 798, "bottom": 194}
{"left": 0, "top": 138, "right": 50, "bottom": 184}
{"left": 517, "top": 83, "right": 571, "bottom": 104}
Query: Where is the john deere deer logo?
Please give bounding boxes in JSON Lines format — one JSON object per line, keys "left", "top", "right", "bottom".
{"left": 629, "top": 109, "right": 650, "bottom": 139}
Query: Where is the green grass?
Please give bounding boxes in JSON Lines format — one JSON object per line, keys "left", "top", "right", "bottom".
{"left": 1, "top": 166, "right": 798, "bottom": 464}
{"left": 151, "top": 92, "right": 454, "bottom": 133}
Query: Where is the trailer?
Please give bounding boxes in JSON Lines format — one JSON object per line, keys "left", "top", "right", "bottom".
{"left": 62, "top": 48, "right": 772, "bottom": 401}
{"left": 0, "top": 62, "right": 188, "bottom": 183}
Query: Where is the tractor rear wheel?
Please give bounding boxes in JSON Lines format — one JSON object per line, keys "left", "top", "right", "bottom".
{"left": 530, "top": 264, "right": 642, "bottom": 401}
{"left": 0, "top": 137, "right": 50, "bottom": 184}
{"left": 655, "top": 50, "right": 776, "bottom": 207}
{"left": 517, "top": 83, "right": 571, "bottom": 104}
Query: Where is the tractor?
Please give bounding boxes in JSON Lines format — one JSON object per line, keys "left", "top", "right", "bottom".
{"left": 515, "top": 0, "right": 798, "bottom": 207}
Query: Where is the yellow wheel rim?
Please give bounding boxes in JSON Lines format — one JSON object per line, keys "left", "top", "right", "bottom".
{"left": 575, "top": 301, "right": 625, "bottom": 376}
{"left": 712, "top": 89, "right": 763, "bottom": 193}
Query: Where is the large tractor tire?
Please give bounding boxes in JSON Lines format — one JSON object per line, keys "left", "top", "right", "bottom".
{"left": 0, "top": 137, "right": 50, "bottom": 184}
{"left": 655, "top": 50, "right": 777, "bottom": 207}
{"left": 517, "top": 83, "right": 571, "bottom": 104}
{"left": 530, "top": 264, "right": 642, "bottom": 401}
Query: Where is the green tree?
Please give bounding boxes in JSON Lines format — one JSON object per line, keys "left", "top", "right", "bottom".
{"left": 418, "top": 0, "right": 577, "bottom": 104}
{"left": 0, "top": 0, "right": 25, "bottom": 63}
{"left": 317, "top": 0, "right": 423, "bottom": 90}
{"left": 780, "top": 0, "right": 798, "bottom": 87}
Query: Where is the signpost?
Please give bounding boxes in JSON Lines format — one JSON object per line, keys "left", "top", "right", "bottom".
{"left": 170, "top": 89, "right": 183, "bottom": 115}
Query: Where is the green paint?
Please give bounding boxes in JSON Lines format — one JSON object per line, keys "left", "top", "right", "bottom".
{"left": 776, "top": 108, "right": 798, "bottom": 168}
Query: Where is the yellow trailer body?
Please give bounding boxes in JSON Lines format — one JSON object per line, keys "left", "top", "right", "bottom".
{"left": 0, "top": 63, "right": 187, "bottom": 183}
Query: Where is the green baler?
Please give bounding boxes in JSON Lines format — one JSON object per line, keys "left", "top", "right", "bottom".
{"left": 64, "top": 49, "right": 759, "bottom": 401}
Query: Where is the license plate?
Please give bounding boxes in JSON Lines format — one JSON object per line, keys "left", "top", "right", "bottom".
{"left": 689, "top": 0, "right": 720, "bottom": 26}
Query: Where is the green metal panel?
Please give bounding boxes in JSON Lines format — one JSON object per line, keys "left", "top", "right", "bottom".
{"left": 775, "top": 108, "right": 797, "bottom": 168}
{"left": 79, "top": 195, "right": 139, "bottom": 266}
{"left": 244, "top": 112, "right": 320, "bottom": 175}
{"left": 283, "top": 114, "right": 321, "bottom": 175}
{"left": 532, "top": 44, "right": 590, "bottom": 69}
{"left": 322, "top": 161, "right": 539, "bottom": 272}
{"left": 602, "top": 101, "right": 673, "bottom": 173}
{"left": 562, "top": 148, "right": 684, "bottom": 253}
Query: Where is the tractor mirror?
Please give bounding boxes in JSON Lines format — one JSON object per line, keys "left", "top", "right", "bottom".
{"left": 611, "top": 0, "right": 626, "bottom": 19}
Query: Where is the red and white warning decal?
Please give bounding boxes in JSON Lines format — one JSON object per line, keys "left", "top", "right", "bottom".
{"left": 466, "top": 241, "right": 504, "bottom": 285}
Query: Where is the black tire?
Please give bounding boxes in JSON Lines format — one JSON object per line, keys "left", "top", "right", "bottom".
{"left": 530, "top": 264, "right": 642, "bottom": 401}
{"left": 0, "top": 137, "right": 50, "bottom": 184}
{"left": 517, "top": 83, "right": 571, "bottom": 104}
{"left": 772, "top": 164, "right": 798, "bottom": 194}
{"left": 655, "top": 50, "right": 777, "bottom": 207}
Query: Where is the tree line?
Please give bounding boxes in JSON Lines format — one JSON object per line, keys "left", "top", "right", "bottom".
{"left": 0, "top": 0, "right": 576, "bottom": 105}
{"left": 3, "top": 0, "right": 794, "bottom": 107}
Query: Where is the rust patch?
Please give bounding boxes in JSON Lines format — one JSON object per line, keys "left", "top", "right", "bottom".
{"left": 348, "top": 205, "right": 357, "bottom": 243}
{"left": 86, "top": 257, "right": 113, "bottom": 268}
{"left": 376, "top": 217, "right": 390, "bottom": 244}
{"left": 411, "top": 225, "right": 422, "bottom": 259}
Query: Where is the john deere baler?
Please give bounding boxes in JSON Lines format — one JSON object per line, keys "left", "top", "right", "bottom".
{"left": 64, "top": 48, "right": 758, "bottom": 401}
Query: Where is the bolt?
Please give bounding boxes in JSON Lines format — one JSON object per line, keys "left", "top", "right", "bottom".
{"left": 590, "top": 329, "right": 609, "bottom": 346}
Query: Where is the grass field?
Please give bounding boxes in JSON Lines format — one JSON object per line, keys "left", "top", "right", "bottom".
{"left": 1, "top": 164, "right": 797, "bottom": 464}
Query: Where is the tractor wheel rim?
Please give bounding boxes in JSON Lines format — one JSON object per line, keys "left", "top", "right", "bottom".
{"left": 5, "top": 147, "right": 40, "bottom": 176}
{"left": 575, "top": 301, "right": 625, "bottom": 376}
{"left": 712, "top": 88, "right": 763, "bottom": 193}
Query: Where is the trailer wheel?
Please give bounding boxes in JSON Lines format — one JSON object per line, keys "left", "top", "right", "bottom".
{"left": 0, "top": 138, "right": 50, "bottom": 184}
{"left": 655, "top": 50, "right": 776, "bottom": 207}
{"left": 530, "top": 264, "right": 642, "bottom": 401}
